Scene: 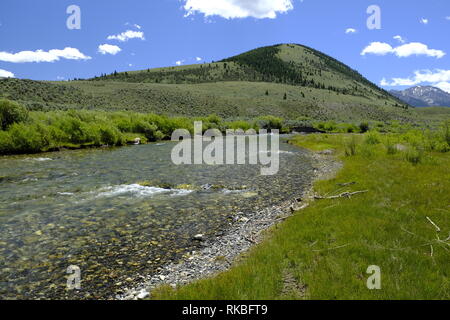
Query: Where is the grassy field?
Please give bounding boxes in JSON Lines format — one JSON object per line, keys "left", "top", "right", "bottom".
{"left": 0, "top": 78, "right": 411, "bottom": 121}
{"left": 151, "top": 128, "right": 450, "bottom": 300}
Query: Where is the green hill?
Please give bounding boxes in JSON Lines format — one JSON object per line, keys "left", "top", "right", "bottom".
{"left": 0, "top": 43, "right": 412, "bottom": 122}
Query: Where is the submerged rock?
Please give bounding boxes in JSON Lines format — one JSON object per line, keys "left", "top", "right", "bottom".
{"left": 175, "top": 184, "right": 197, "bottom": 191}
{"left": 192, "top": 234, "right": 204, "bottom": 241}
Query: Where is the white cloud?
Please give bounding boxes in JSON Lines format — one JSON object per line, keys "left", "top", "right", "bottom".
{"left": 420, "top": 18, "right": 429, "bottom": 25}
{"left": 107, "top": 30, "right": 145, "bottom": 42}
{"left": 0, "top": 69, "right": 14, "bottom": 78}
{"left": 345, "top": 28, "right": 357, "bottom": 34}
{"left": 98, "top": 44, "right": 122, "bottom": 55}
{"left": 183, "top": 0, "right": 294, "bottom": 19}
{"left": 394, "top": 42, "right": 445, "bottom": 58}
{"left": 134, "top": 24, "right": 142, "bottom": 29}
{"left": 435, "top": 82, "right": 450, "bottom": 93}
{"left": 0, "top": 47, "right": 91, "bottom": 63}
{"left": 175, "top": 60, "right": 185, "bottom": 66}
{"left": 196, "top": 57, "right": 203, "bottom": 61}
{"left": 361, "top": 42, "right": 394, "bottom": 56}
{"left": 381, "top": 69, "right": 450, "bottom": 93}
{"left": 361, "top": 42, "right": 445, "bottom": 58}
{"left": 393, "top": 35, "right": 405, "bottom": 43}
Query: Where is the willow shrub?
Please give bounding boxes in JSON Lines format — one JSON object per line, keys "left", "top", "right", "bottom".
{"left": 0, "top": 99, "right": 28, "bottom": 130}
{"left": 0, "top": 107, "right": 226, "bottom": 154}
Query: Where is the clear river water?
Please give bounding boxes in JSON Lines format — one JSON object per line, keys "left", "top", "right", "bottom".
{"left": 0, "top": 137, "right": 314, "bottom": 299}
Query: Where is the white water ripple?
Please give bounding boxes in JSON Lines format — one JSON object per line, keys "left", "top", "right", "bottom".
{"left": 94, "top": 184, "right": 193, "bottom": 199}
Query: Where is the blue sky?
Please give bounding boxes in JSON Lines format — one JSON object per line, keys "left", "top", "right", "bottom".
{"left": 0, "top": 0, "right": 449, "bottom": 92}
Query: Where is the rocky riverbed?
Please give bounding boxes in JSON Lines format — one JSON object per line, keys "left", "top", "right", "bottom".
{"left": 118, "top": 150, "right": 342, "bottom": 300}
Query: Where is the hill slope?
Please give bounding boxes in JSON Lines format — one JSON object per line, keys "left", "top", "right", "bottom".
{"left": 390, "top": 86, "right": 450, "bottom": 107}
{"left": 0, "top": 44, "right": 411, "bottom": 121}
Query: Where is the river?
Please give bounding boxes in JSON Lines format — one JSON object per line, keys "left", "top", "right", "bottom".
{"left": 0, "top": 137, "right": 314, "bottom": 299}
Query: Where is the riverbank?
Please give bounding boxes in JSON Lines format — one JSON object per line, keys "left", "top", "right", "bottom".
{"left": 118, "top": 148, "right": 342, "bottom": 300}
{"left": 2, "top": 98, "right": 430, "bottom": 157}
{"left": 148, "top": 132, "right": 449, "bottom": 300}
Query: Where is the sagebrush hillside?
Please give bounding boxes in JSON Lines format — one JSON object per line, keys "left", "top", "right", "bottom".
{"left": 0, "top": 44, "right": 412, "bottom": 122}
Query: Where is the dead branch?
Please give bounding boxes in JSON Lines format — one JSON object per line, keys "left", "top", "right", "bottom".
{"left": 314, "top": 190, "right": 368, "bottom": 200}
{"left": 426, "top": 217, "right": 441, "bottom": 232}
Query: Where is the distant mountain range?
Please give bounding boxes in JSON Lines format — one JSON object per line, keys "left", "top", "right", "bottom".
{"left": 390, "top": 86, "right": 450, "bottom": 107}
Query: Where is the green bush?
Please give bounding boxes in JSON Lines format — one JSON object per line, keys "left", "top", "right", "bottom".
{"left": 154, "top": 130, "right": 165, "bottom": 141}
{"left": 113, "top": 115, "right": 134, "bottom": 132}
{"left": 359, "top": 122, "right": 370, "bottom": 133}
{"left": 315, "top": 121, "right": 338, "bottom": 132}
{"left": 0, "top": 131, "right": 13, "bottom": 154}
{"left": 9, "top": 123, "right": 49, "bottom": 153}
{"left": 0, "top": 99, "right": 28, "bottom": 130}
{"left": 434, "top": 141, "right": 450, "bottom": 153}
{"left": 133, "top": 120, "right": 160, "bottom": 141}
{"left": 256, "top": 116, "right": 283, "bottom": 130}
{"left": 344, "top": 124, "right": 359, "bottom": 133}
{"left": 400, "top": 130, "right": 424, "bottom": 148}
{"left": 99, "top": 125, "right": 124, "bottom": 146}
{"left": 226, "top": 120, "right": 254, "bottom": 131}
{"left": 206, "top": 114, "right": 221, "bottom": 125}
{"left": 323, "top": 121, "right": 337, "bottom": 132}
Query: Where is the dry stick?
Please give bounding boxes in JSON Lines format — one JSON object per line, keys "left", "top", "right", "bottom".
{"left": 426, "top": 217, "right": 441, "bottom": 232}
{"left": 314, "top": 190, "right": 369, "bottom": 200}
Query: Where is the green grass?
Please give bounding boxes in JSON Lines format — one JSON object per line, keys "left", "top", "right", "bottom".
{"left": 151, "top": 131, "right": 450, "bottom": 300}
